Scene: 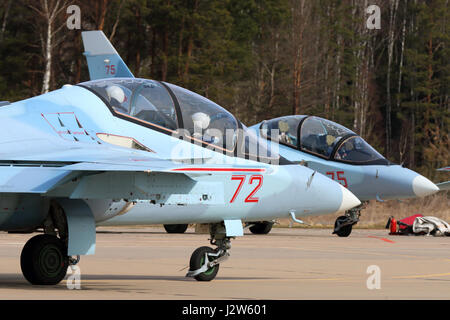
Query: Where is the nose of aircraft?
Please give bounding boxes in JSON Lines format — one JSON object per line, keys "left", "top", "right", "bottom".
{"left": 284, "top": 166, "right": 361, "bottom": 216}
{"left": 412, "top": 175, "right": 439, "bottom": 197}
{"left": 363, "top": 166, "right": 440, "bottom": 200}
{"left": 338, "top": 184, "right": 362, "bottom": 212}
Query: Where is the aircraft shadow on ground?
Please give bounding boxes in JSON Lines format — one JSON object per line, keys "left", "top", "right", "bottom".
{"left": 0, "top": 273, "right": 277, "bottom": 291}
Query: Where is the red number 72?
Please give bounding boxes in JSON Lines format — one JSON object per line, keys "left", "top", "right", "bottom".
{"left": 230, "top": 175, "right": 263, "bottom": 203}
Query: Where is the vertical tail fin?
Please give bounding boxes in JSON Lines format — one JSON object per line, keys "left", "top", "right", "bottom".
{"left": 81, "top": 31, "right": 134, "bottom": 80}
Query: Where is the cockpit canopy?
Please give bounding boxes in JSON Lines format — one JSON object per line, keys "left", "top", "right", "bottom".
{"left": 78, "top": 78, "right": 280, "bottom": 163}
{"left": 79, "top": 78, "right": 238, "bottom": 151}
{"left": 261, "top": 116, "right": 388, "bottom": 165}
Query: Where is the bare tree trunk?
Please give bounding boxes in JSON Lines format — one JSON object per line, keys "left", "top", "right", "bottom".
{"left": 177, "top": 15, "right": 185, "bottom": 80}
{"left": 28, "top": 0, "right": 67, "bottom": 94}
{"left": 150, "top": 28, "right": 156, "bottom": 78}
{"left": 42, "top": 13, "right": 52, "bottom": 94}
{"left": 268, "top": 33, "right": 279, "bottom": 112}
{"left": 134, "top": 6, "right": 142, "bottom": 77}
{"left": 110, "top": 0, "right": 125, "bottom": 42}
{"left": 161, "top": 27, "right": 168, "bottom": 81}
{"left": 385, "top": 0, "right": 399, "bottom": 158}
{"left": 96, "top": 0, "right": 108, "bottom": 30}
{"left": 396, "top": 0, "right": 407, "bottom": 111}
{"left": 74, "top": 33, "right": 81, "bottom": 83}
{"left": 183, "top": 0, "right": 199, "bottom": 81}
{"left": 0, "top": 0, "right": 12, "bottom": 44}
{"left": 292, "top": 0, "right": 307, "bottom": 115}
{"left": 334, "top": 33, "right": 342, "bottom": 117}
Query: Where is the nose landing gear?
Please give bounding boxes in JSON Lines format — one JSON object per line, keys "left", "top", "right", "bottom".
{"left": 333, "top": 202, "right": 367, "bottom": 237}
{"left": 186, "top": 223, "right": 233, "bottom": 281}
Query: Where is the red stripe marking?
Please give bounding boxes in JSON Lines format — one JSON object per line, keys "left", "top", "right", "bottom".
{"left": 172, "top": 168, "right": 266, "bottom": 172}
{"left": 368, "top": 236, "right": 396, "bottom": 244}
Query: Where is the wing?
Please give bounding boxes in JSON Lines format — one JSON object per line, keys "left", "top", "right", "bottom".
{"left": 436, "top": 167, "right": 449, "bottom": 191}
{"left": 81, "top": 30, "right": 134, "bottom": 80}
{"left": 436, "top": 181, "right": 450, "bottom": 191}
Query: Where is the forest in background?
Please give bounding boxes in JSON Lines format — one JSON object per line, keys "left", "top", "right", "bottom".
{"left": 0, "top": 0, "right": 448, "bottom": 182}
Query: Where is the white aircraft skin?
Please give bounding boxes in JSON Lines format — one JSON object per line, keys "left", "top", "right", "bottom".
{"left": 0, "top": 77, "right": 360, "bottom": 285}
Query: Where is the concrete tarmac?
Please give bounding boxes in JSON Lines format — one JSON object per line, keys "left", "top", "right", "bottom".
{"left": 0, "top": 227, "right": 449, "bottom": 300}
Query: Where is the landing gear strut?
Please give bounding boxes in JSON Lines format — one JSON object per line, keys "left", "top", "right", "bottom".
{"left": 186, "top": 223, "right": 232, "bottom": 281}
{"left": 333, "top": 202, "right": 367, "bottom": 237}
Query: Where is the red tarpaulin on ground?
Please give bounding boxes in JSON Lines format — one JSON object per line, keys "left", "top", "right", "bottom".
{"left": 398, "top": 214, "right": 423, "bottom": 230}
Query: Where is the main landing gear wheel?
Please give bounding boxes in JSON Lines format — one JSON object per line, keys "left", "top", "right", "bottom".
{"left": 20, "top": 234, "right": 69, "bottom": 285}
{"left": 163, "top": 224, "right": 188, "bottom": 234}
{"left": 189, "top": 246, "right": 220, "bottom": 281}
{"left": 249, "top": 221, "right": 273, "bottom": 235}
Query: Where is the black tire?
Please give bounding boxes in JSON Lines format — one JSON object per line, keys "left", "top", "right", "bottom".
{"left": 20, "top": 234, "right": 69, "bottom": 285}
{"left": 249, "top": 221, "right": 273, "bottom": 235}
{"left": 163, "top": 224, "right": 188, "bottom": 234}
{"left": 189, "top": 246, "right": 219, "bottom": 281}
{"left": 333, "top": 216, "right": 353, "bottom": 237}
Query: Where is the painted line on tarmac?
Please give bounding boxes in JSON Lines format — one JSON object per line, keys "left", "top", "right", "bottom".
{"left": 392, "top": 272, "right": 450, "bottom": 279}
{"left": 367, "top": 236, "right": 395, "bottom": 243}
{"left": 62, "top": 277, "right": 349, "bottom": 283}
{"left": 213, "top": 277, "right": 349, "bottom": 282}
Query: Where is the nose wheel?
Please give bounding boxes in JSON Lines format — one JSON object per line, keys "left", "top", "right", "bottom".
{"left": 188, "top": 246, "right": 220, "bottom": 281}
{"left": 333, "top": 203, "right": 366, "bottom": 237}
{"left": 186, "top": 223, "right": 232, "bottom": 281}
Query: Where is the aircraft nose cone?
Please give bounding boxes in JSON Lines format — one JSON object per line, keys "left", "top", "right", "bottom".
{"left": 337, "top": 185, "right": 361, "bottom": 213}
{"left": 412, "top": 175, "right": 439, "bottom": 197}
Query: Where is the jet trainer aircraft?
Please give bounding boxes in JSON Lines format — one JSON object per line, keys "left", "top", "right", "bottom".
{"left": 0, "top": 33, "right": 361, "bottom": 286}
{"left": 247, "top": 115, "right": 439, "bottom": 236}
{"left": 83, "top": 31, "right": 439, "bottom": 238}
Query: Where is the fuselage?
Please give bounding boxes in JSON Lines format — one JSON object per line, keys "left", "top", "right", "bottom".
{"left": 0, "top": 81, "right": 360, "bottom": 231}
{"left": 248, "top": 116, "right": 438, "bottom": 202}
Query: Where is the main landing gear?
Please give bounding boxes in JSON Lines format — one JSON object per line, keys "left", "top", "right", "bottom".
{"left": 20, "top": 234, "right": 81, "bottom": 285}
{"left": 186, "top": 223, "right": 232, "bottom": 281}
{"left": 333, "top": 202, "right": 367, "bottom": 237}
{"left": 163, "top": 224, "right": 188, "bottom": 234}
{"left": 20, "top": 201, "right": 83, "bottom": 285}
{"left": 248, "top": 221, "right": 274, "bottom": 234}
{"left": 20, "top": 234, "right": 68, "bottom": 285}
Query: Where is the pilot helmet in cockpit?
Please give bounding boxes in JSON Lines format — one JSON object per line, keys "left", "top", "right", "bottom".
{"left": 105, "top": 85, "right": 127, "bottom": 113}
